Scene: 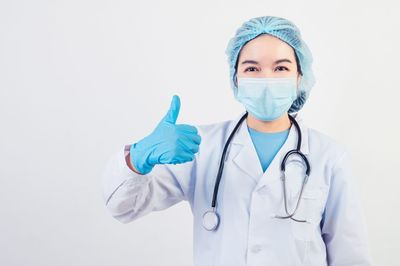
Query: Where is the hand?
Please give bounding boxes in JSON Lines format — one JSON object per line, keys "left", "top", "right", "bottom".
{"left": 130, "top": 95, "right": 202, "bottom": 174}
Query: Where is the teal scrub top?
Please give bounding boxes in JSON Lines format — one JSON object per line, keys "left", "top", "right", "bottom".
{"left": 247, "top": 126, "right": 290, "bottom": 172}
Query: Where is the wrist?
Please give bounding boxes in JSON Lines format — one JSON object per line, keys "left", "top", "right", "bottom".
{"left": 129, "top": 142, "right": 154, "bottom": 175}
{"left": 124, "top": 144, "right": 147, "bottom": 175}
{"left": 125, "top": 153, "right": 143, "bottom": 175}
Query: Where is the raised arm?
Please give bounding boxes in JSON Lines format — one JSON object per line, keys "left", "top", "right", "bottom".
{"left": 102, "top": 144, "right": 198, "bottom": 223}
{"left": 102, "top": 95, "right": 201, "bottom": 223}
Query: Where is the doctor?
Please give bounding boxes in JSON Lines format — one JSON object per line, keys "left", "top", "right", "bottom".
{"left": 102, "top": 16, "right": 372, "bottom": 266}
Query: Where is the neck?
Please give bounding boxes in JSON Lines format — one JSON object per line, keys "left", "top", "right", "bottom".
{"left": 246, "top": 112, "right": 292, "bottom": 133}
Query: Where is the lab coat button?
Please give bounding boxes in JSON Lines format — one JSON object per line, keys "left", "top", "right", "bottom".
{"left": 251, "top": 245, "right": 262, "bottom": 253}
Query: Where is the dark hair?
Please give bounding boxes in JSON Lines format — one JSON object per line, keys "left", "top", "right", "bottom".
{"left": 294, "top": 50, "right": 302, "bottom": 76}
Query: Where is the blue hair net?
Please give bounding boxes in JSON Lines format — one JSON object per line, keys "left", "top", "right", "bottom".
{"left": 225, "top": 16, "right": 315, "bottom": 113}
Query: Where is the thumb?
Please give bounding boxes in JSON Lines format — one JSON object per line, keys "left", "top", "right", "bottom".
{"left": 162, "top": 94, "right": 180, "bottom": 124}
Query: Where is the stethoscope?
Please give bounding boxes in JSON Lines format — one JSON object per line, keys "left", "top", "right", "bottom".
{"left": 202, "top": 111, "right": 311, "bottom": 231}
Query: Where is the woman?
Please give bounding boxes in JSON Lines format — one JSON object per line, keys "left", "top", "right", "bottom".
{"left": 102, "top": 16, "right": 372, "bottom": 265}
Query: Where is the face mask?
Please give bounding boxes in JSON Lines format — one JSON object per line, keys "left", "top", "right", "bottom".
{"left": 235, "top": 77, "right": 298, "bottom": 121}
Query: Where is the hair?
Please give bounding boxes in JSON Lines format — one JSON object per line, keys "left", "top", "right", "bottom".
{"left": 294, "top": 50, "right": 303, "bottom": 76}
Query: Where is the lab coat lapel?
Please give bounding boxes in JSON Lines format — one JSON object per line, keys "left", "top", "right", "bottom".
{"left": 228, "top": 111, "right": 264, "bottom": 184}
{"left": 228, "top": 111, "right": 310, "bottom": 190}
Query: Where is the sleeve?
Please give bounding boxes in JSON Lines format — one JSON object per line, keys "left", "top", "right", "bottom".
{"left": 101, "top": 144, "right": 197, "bottom": 224}
{"left": 321, "top": 149, "right": 373, "bottom": 266}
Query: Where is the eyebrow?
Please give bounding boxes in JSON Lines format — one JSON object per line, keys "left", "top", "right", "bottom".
{"left": 240, "top": 59, "right": 293, "bottom": 65}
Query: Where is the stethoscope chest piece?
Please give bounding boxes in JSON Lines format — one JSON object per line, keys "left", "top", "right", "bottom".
{"left": 202, "top": 210, "right": 220, "bottom": 231}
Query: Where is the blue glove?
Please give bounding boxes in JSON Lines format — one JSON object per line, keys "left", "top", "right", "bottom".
{"left": 130, "top": 95, "right": 202, "bottom": 174}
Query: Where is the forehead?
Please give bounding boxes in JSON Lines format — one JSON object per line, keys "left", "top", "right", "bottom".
{"left": 238, "top": 34, "right": 295, "bottom": 62}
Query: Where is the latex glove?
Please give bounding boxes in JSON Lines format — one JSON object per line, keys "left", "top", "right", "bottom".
{"left": 130, "top": 95, "right": 201, "bottom": 174}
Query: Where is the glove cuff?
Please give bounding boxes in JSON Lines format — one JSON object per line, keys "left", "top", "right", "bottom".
{"left": 130, "top": 142, "right": 155, "bottom": 175}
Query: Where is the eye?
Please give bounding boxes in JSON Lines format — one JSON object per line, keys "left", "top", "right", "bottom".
{"left": 275, "top": 66, "right": 289, "bottom": 71}
{"left": 244, "top": 67, "right": 258, "bottom": 72}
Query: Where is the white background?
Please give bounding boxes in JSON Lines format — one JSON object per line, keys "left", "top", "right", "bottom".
{"left": 1, "top": 0, "right": 399, "bottom": 265}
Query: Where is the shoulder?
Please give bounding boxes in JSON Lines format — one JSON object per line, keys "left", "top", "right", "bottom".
{"left": 308, "top": 127, "right": 346, "bottom": 151}
{"left": 302, "top": 125, "right": 356, "bottom": 191}
{"left": 194, "top": 117, "right": 237, "bottom": 140}
{"left": 307, "top": 126, "right": 350, "bottom": 167}
{"left": 191, "top": 114, "right": 245, "bottom": 158}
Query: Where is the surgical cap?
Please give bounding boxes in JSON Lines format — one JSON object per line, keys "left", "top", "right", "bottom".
{"left": 225, "top": 16, "right": 315, "bottom": 113}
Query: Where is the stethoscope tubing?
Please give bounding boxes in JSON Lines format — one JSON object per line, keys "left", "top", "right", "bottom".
{"left": 204, "top": 111, "right": 311, "bottom": 231}
{"left": 211, "top": 112, "right": 249, "bottom": 208}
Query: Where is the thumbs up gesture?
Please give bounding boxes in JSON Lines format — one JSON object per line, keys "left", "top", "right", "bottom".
{"left": 130, "top": 95, "right": 202, "bottom": 174}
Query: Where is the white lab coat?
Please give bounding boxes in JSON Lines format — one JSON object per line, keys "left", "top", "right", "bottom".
{"left": 102, "top": 111, "right": 373, "bottom": 266}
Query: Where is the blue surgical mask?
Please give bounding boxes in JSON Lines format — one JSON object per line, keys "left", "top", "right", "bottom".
{"left": 235, "top": 77, "right": 298, "bottom": 121}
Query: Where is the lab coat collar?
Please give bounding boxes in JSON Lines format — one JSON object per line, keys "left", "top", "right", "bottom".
{"left": 228, "top": 110, "right": 310, "bottom": 188}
